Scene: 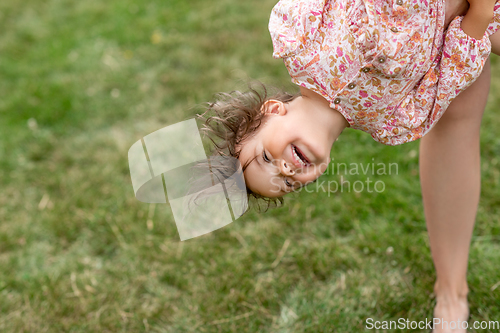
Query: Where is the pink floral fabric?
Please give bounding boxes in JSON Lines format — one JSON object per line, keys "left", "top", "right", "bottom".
{"left": 269, "top": 0, "right": 500, "bottom": 145}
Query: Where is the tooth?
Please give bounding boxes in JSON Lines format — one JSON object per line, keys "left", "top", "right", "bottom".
{"left": 293, "top": 148, "right": 306, "bottom": 166}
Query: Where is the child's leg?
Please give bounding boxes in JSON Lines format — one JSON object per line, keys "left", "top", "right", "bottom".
{"left": 419, "top": 58, "right": 491, "bottom": 332}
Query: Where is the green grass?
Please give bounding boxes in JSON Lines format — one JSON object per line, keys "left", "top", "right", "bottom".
{"left": 1, "top": 0, "right": 499, "bottom": 332}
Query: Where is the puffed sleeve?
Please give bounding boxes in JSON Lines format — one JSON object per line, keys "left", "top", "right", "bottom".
{"left": 487, "top": 1, "right": 500, "bottom": 36}
{"left": 375, "top": 15, "right": 492, "bottom": 145}
{"left": 268, "top": 0, "right": 328, "bottom": 59}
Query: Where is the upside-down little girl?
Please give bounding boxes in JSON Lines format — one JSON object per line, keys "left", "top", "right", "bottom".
{"left": 198, "top": 0, "right": 500, "bottom": 331}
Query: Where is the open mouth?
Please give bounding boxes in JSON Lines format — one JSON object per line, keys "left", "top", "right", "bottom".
{"left": 291, "top": 144, "right": 311, "bottom": 166}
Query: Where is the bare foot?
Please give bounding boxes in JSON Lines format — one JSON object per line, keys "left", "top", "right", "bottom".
{"left": 432, "top": 298, "right": 469, "bottom": 332}
{"left": 432, "top": 282, "right": 470, "bottom": 333}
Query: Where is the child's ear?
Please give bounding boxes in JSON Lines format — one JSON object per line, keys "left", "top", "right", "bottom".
{"left": 262, "top": 100, "right": 287, "bottom": 116}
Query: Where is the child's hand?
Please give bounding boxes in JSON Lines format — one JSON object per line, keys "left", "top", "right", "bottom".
{"left": 461, "top": 0, "right": 495, "bottom": 39}
{"left": 466, "top": 0, "right": 496, "bottom": 15}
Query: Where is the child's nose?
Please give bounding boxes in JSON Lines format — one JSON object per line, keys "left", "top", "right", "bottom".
{"left": 279, "top": 159, "right": 295, "bottom": 176}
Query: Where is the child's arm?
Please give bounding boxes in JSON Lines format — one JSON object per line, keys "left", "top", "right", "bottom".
{"left": 375, "top": 2, "right": 500, "bottom": 144}
{"left": 461, "top": 0, "right": 496, "bottom": 39}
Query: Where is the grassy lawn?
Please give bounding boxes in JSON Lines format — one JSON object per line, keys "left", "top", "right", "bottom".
{"left": 0, "top": 0, "right": 499, "bottom": 332}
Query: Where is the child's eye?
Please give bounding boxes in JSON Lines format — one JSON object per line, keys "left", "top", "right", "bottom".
{"left": 263, "top": 151, "right": 271, "bottom": 163}
{"left": 284, "top": 178, "right": 294, "bottom": 188}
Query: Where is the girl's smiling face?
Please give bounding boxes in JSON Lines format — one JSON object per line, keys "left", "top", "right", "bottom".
{"left": 238, "top": 95, "right": 347, "bottom": 197}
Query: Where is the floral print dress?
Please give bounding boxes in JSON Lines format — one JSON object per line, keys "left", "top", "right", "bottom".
{"left": 269, "top": 0, "right": 500, "bottom": 145}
